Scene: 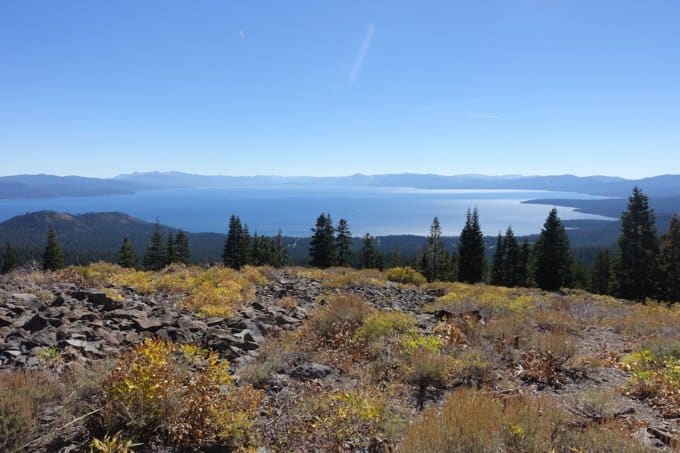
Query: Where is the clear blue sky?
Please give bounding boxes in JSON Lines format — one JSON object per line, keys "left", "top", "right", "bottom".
{"left": 1, "top": 1, "right": 678, "bottom": 178}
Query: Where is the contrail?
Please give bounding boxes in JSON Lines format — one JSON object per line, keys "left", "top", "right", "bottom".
{"left": 349, "top": 23, "right": 375, "bottom": 84}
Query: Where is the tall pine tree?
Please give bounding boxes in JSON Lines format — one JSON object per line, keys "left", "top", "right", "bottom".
{"left": 660, "top": 214, "right": 680, "bottom": 302}
{"left": 613, "top": 187, "right": 659, "bottom": 301}
{"left": 1, "top": 242, "right": 17, "bottom": 274}
{"left": 42, "top": 229, "right": 65, "bottom": 271}
{"left": 533, "top": 208, "right": 572, "bottom": 291}
{"left": 309, "top": 213, "right": 335, "bottom": 268}
{"left": 502, "top": 227, "right": 520, "bottom": 287}
{"left": 421, "top": 217, "right": 448, "bottom": 282}
{"left": 458, "top": 208, "right": 485, "bottom": 283}
{"left": 166, "top": 232, "right": 176, "bottom": 265}
{"left": 174, "top": 230, "right": 190, "bottom": 265}
{"left": 143, "top": 221, "right": 166, "bottom": 271}
{"left": 271, "top": 229, "right": 288, "bottom": 268}
{"left": 223, "top": 215, "right": 249, "bottom": 269}
{"left": 517, "top": 238, "right": 531, "bottom": 287}
{"left": 117, "top": 236, "right": 137, "bottom": 269}
{"left": 490, "top": 233, "right": 504, "bottom": 285}
{"left": 590, "top": 248, "right": 610, "bottom": 295}
{"left": 335, "top": 218, "right": 352, "bottom": 267}
{"left": 359, "top": 233, "right": 383, "bottom": 269}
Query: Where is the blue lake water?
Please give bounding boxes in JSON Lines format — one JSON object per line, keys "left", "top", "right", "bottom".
{"left": 0, "top": 186, "right": 615, "bottom": 236}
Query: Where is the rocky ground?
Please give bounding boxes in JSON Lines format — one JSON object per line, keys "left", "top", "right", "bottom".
{"left": 1, "top": 268, "right": 679, "bottom": 451}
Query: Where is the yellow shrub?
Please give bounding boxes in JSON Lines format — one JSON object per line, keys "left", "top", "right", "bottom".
{"left": 385, "top": 267, "right": 426, "bottom": 285}
{"left": 101, "top": 339, "right": 262, "bottom": 449}
{"left": 354, "top": 311, "right": 417, "bottom": 344}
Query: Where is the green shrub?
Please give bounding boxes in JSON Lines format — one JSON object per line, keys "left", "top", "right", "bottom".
{"left": 354, "top": 311, "right": 417, "bottom": 344}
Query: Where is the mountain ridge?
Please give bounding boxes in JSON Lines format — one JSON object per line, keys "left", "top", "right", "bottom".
{"left": 2, "top": 172, "right": 680, "bottom": 199}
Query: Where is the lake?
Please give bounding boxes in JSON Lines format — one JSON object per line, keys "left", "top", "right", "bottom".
{"left": 0, "top": 186, "right": 615, "bottom": 236}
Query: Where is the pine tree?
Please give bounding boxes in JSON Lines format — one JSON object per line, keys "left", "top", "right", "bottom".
{"left": 174, "top": 230, "right": 190, "bottom": 265}
{"left": 359, "top": 233, "right": 383, "bottom": 269}
{"left": 309, "top": 213, "right": 335, "bottom": 268}
{"left": 251, "top": 233, "right": 275, "bottom": 266}
{"left": 421, "top": 217, "right": 448, "bottom": 282}
{"left": 335, "top": 218, "right": 352, "bottom": 267}
{"left": 490, "top": 233, "right": 504, "bottom": 285}
{"left": 590, "top": 248, "right": 611, "bottom": 295}
{"left": 1, "top": 242, "right": 17, "bottom": 274}
{"left": 166, "top": 232, "right": 176, "bottom": 265}
{"left": 271, "top": 229, "right": 288, "bottom": 268}
{"left": 42, "top": 229, "right": 65, "bottom": 271}
{"left": 458, "top": 208, "right": 485, "bottom": 283}
{"left": 502, "top": 227, "right": 520, "bottom": 287}
{"left": 533, "top": 208, "right": 572, "bottom": 291}
{"left": 223, "top": 215, "right": 249, "bottom": 269}
{"left": 241, "top": 225, "right": 252, "bottom": 265}
{"left": 660, "top": 214, "right": 680, "bottom": 302}
{"left": 613, "top": 187, "right": 659, "bottom": 301}
{"left": 143, "top": 221, "right": 166, "bottom": 271}
{"left": 117, "top": 236, "right": 137, "bottom": 269}
{"left": 517, "top": 239, "right": 531, "bottom": 287}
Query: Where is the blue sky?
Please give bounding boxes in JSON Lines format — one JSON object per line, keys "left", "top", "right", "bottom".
{"left": 1, "top": 1, "right": 679, "bottom": 178}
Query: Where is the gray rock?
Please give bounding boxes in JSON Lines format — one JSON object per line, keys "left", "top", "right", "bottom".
{"left": 289, "top": 363, "right": 339, "bottom": 380}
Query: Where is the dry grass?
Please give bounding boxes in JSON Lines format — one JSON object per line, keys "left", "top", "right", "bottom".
{"left": 398, "top": 388, "right": 646, "bottom": 452}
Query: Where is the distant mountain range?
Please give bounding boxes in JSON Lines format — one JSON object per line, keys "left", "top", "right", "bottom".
{"left": 2, "top": 172, "right": 680, "bottom": 199}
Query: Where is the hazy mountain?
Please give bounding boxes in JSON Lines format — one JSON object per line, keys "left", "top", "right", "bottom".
{"left": 0, "top": 174, "right": 150, "bottom": 199}
{"left": 2, "top": 172, "right": 680, "bottom": 200}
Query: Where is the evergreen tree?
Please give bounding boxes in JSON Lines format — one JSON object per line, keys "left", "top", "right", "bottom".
{"left": 533, "top": 208, "right": 572, "bottom": 291}
{"left": 42, "top": 229, "right": 65, "bottom": 271}
{"left": 590, "top": 248, "right": 611, "bottom": 295}
{"left": 421, "top": 217, "right": 448, "bottom": 282}
{"left": 359, "top": 233, "right": 383, "bottom": 269}
{"left": 517, "top": 239, "right": 531, "bottom": 287}
{"left": 502, "top": 227, "right": 520, "bottom": 287}
{"left": 335, "top": 218, "right": 352, "bottom": 267}
{"left": 143, "top": 221, "right": 166, "bottom": 271}
{"left": 241, "top": 225, "right": 252, "bottom": 265}
{"left": 174, "top": 230, "right": 190, "bottom": 265}
{"left": 1, "top": 242, "right": 17, "bottom": 274}
{"left": 660, "top": 214, "right": 680, "bottom": 302}
{"left": 613, "top": 187, "right": 659, "bottom": 301}
{"left": 117, "top": 236, "right": 137, "bottom": 269}
{"left": 490, "top": 233, "right": 504, "bottom": 285}
{"left": 251, "top": 233, "right": 275, "bottom": 266}
{"left": 271, "top": 229, "right": 289, "bottom": 268}
{"left": 309, "top": 213, "right": 335, "bottom": 268}
{"left": 458, "top": 208, "right": 485, "bottom": 283}
{"left": 223, "top": 215, "right": 249, "bottom": 269}
{"left": 166, "top": 232, "right": 176, "bottom": 265}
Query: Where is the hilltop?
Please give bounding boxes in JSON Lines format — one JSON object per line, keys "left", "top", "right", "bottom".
{"left": 1, "top": 264, "right": 679, "bottom": 451}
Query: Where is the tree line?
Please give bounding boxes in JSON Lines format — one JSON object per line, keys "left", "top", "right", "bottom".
{"left": 2, "top": 186, "right": 679, "bottom": 304}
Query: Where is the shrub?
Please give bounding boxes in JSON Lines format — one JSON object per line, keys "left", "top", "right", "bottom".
{"left": 399, "top": 389, "right": 564, "bottom": 452}
{"left": 623, "top": 346, "right": 680, "bottom": 417}
{"left": 354, "top": 311, "right": 417, "bottom": 344}
{"left": 385, "top": 267, "right": 426, "bottom": 285}
{"left": 0, "top": 370, "right": 61, "bottom": 451}
{"left": 309, "top": 294, "right": 371, "bottom": 339}
{"left": 404, "top": 351, "right": 451, "bottom": 390}
{"left": 449, "top": 348, "right": 492, "bottom": 386}
{"left": 100, "top": 339, "right": 262, "bottom": 449}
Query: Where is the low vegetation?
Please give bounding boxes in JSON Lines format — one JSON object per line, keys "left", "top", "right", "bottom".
{"left": 3, "top": 262, "right": 680, "bottom": 451}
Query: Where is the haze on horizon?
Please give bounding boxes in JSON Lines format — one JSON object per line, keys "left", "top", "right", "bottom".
{"left": 1, "top": 1, "right": 679, "bottom": 179}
